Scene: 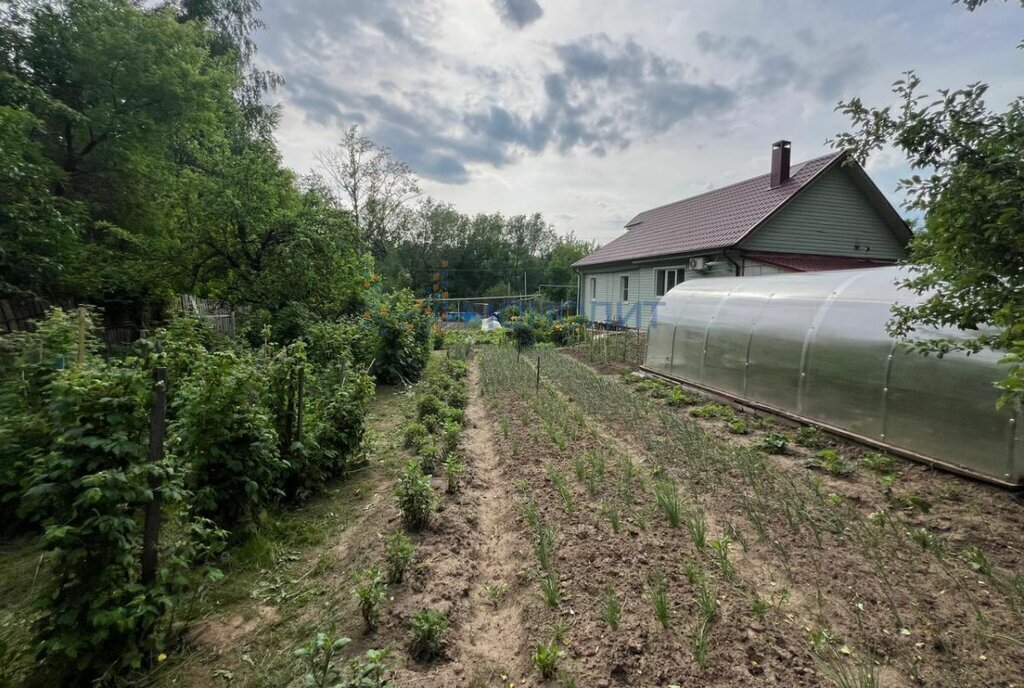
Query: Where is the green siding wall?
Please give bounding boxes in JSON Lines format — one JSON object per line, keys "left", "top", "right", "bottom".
{"left": 740, "top": 166, "right": 907, "bottom": 259}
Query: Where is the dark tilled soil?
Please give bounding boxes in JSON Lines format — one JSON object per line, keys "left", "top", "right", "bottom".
{"left": 154, "top": 350, "right": 1024, "bottom": 687}
{"left": 526, "top": 349, "right": 1024, "bottom": 688}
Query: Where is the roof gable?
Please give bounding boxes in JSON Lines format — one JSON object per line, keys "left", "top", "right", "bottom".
{"left": 573, "top": 151, "right": 844, "bottom": 268}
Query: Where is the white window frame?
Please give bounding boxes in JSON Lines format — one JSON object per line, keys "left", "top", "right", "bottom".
{"left": 620, "top": 274, "right": 630, "bottom": 302}
{"left": 654, "top": 267, "right": 685, "bottom": 296}
{"left": 589, "top": 276, "right": 597, "bottom": 301}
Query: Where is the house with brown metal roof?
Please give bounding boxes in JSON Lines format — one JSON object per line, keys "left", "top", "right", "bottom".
{"left": 572, "top": 141, "right": 911, "bottom": 329}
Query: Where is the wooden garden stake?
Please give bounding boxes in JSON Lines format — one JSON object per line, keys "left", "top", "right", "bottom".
{"left": 296, "top": 365, "right": 305, "bottom": 444}
{"left": 141, "top": 365, "right": 167, "bottom": 585}
{"left": 76, "top": 306, "right": 87, "bottom": 366}
{"left": 536, "top": 355, "right": 541, "bottom": 393}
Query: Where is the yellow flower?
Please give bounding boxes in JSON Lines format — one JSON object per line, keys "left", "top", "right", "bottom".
{"left": 157, "top": 653, "right": 167, "bottom": 663}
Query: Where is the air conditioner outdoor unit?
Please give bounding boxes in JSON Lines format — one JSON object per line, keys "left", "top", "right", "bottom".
{"left": 688, "top": 256, "right": 708, "bottom": 272}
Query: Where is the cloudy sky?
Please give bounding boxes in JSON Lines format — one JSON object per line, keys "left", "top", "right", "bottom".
{"left": 253, "top": 0, "right": 1023, "bottom": 243}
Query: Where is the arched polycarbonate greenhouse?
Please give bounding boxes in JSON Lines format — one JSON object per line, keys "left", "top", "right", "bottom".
{"left": 643, "top": 266, "right": 1022, "bottom": 487}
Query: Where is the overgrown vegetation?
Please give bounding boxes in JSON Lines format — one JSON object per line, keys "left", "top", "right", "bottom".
{"left": 0, "top": 310, "right": 385, "bottom": 683}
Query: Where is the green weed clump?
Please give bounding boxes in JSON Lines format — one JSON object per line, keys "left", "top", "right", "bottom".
{"left": 294, "top": 630, "right": 392, "bottom": 688}
{"left": 540, "top": 572, "right": 561, "bottom": 607}
{"left": 444, "top": 453, "right": 466, "bottom": 494}
{"left": 354, "top": 566, "right": 387, "bottom": 629}
{"left": 795, "top": 426, "right": 828, "bottom": 449}
{"left": 636, "top": 379, "right": 670, "bottom": 398}
{"left": 909, "top": 527, "right": 945, "bottom": 556}
{"left": 601, "top": 588, "right": 622, "bottom": 630}
{"left": 726, "top": 418, "right": 748, "bottom": 434}
{"left": 805, "top": 449, "right": 854, "bottom": 477}
{"left": 532, "top": 641, "right": 562, "bottom": 679}
{"left": 758, "top": 431, "right": 788, "bottom": 454}
{"left": 654, "top": 481, "right": 683, "bottom": 527}
{"left": 860, "top": 452, "right": 896, "bottom": 475}
{"left": 484, "top": 582, "right": 507, "bottom": 608}
{"left": 385, "top": 532, "right": 416, "bottom": 584}
{"left": 409, "top": 609, "right": 449, "bottom": 662}
{"left": 396, "top": 461, "right": 435, "bottom": 531}
{"left": 647, "top": 573, "right": 672, "bottom": 629}
{"left": 548, "top": 466, "right": 575, "bottom": 513}
{"left": 666, "top": 388, "right": 703, "bottom": 407}
{"left": 689, "top": 404, "right": 733, "bottom": 420}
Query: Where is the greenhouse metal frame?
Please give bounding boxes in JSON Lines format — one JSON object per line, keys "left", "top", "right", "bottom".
{"left": 643, "top": 266, "right": 1022, "bottom": 487}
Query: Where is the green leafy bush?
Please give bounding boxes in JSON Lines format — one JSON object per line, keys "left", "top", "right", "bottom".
{"left": 758, "top": 431, "right": 789, "bottom": 455}
{"left": 354, "top": 567, "right": 387, "bottom": 630}
{"left": 403, "top": 422, "right": 430, "bottom": 450}
{"left": 303, "top": 365, "right": 374, "bottom": 482}
{"left": 444, "top": 453, "right": 466, "bottom": 494}
{"left": 409, "top": 609, "right": 449, "bottom": 661}
{"left": 0, "top": 307, "right": 97, "bottom": 533}
{"left": 385, "top": 532, "right": 416, "bottom": 584}
{"left": 364, "top": 289, "right": 433, "bottom": 385}
{"left": 550, "top": 318, "right": 585, "bottom": 346}
{"left": 396, "top": 461, "right": 434, "bottom": 531}
{"left": 506, "top": 320, "right": 536, "bottom": 349}
{"left": 416, "top": 393, "right": 445, "bottom": 419}
{"left": 294, "top": 630, "right": 393, "bottom": 687}
{"left": 172, "top": 350, "right": 285, "bottom": 535}
{"left": 22, "top": 357, "right": 225, "bottom": 683}
{"left": 441, "top": 421, "right": 461, "bottom": 454}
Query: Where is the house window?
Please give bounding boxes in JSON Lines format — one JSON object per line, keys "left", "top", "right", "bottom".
{"left": 620, "top": 275, "right": 629, "bottom": 302}
{"left": 655, "top": 268, "right": 683, "bottom": 296}
{"left": 589, "top": 277, "right": 596, "bottom": 301}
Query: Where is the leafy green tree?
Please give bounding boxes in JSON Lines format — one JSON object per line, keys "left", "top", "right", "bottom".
{"left": 833, "top": 4, "right": 1024, "bottom": 406}
{"left": 543, "top": 233, "right": 596, "bottom": 303}
{"left": 1, "top": 0, "right": 238, "bottom": 302}
{"left": 0, "top": 108, "right": 84, "bottom": 298}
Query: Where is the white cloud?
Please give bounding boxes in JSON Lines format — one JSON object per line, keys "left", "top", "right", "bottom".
{"left": 255, "top": 0, "right": 1024, "bottom": 241}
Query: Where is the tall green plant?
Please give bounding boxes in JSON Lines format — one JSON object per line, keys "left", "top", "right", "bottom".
{"left": 172, "top": 350, "right": 285, "bottom": 535}
{"left": 0, "top": 308, "right": 100, "bottom": 532}
{"left": 22, "top": 357, "right": 224, "bottom": 682}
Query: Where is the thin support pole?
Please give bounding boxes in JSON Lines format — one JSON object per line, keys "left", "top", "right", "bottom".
{"left": 141, "top": 365, "right": 167, "bottom": 585}
{"left": 76, "top": 306, "right": 87, "bottom": 366}
{"left": 536, "top": 355, "right": 541, "bottom": 393}
{"left": 283, "top": 367, "right": 295, "bottom": 457}
{"left": 295, "top": 366, "right": 305, "bottom": 444}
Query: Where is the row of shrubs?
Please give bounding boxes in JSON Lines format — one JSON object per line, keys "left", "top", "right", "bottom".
{"left": 0, "top": 296, "right": 435, "bottom": 686}
{"left": 400, "top": 357, "right": 471, "bottom": 530}
{"left": 505, "top": 312, "right": 587, "bottom": 349}
{"left": 300, "top": 356, "right": 473, "bottom": 684}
